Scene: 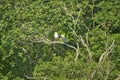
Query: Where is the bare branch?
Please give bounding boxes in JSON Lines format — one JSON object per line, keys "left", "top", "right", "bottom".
{"left": 62, "top": 5, "right": 82, "bottom": 31}
{"left": 80, "top": 35, "right": 92, "bottom": 61}
{"left": 24, "top": 75, "right": 48, "bottom": 80}
{"left": 91, "top": 70, "right": 96, "bottom": 79}
{"left": 83, "top": 24, "right": 90, "bottom": 32}
{"left": 24, "top": 75, "right": 38, "bottom": 79}
{"left": 51, "top": 41, "right": 77, "bottom": 51}
{"left": 116, "top": 74, "right": 120, "bottom": 80}
{"left": 74, "top": 43, "right": 80, "bottom": 63}
{"left": 86, "top": 33, "right": 89, "bottom": 45}
{"left": 73, "top": 8, "right": 82, "bottom": 30}
{"left": 62, "top": 6, "right": 75, "bottom": 24}
{"left": 99, "top": 40, "right": 115, "bottom": 63}
{"left": 32, "top": 40, "right": 77, "bottom": 51}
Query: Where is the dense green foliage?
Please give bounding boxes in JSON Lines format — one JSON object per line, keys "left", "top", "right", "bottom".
{"left": 0, "top": 0, "right": 120, "bottom": 80}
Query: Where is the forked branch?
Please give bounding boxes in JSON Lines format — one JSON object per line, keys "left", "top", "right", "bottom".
{"left": 99, "top": 40, "right": 115, "bottom": 63}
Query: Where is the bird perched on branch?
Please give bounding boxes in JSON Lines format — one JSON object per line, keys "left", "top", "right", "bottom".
{"left": 61, "top": 35, "right": 67, "bottom": 44}
{"left": 54, "top": 32, "right": 59, "bottom": 41}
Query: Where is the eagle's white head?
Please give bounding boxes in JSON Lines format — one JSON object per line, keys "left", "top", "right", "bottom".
{"left": 61, "top": 35, "right": 65, "bottom": 38}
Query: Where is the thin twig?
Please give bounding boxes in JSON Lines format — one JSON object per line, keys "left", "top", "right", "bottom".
{"left": 73, "top": 8, "right": 82, "bottom": 30}
{"left": 62, "top": 5, "right": 82, "bottom": 31}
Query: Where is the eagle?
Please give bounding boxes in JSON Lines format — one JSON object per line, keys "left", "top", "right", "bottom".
{"left": 54, "top": 32, "right": 59, "bottom": 41}
{"left": 61, "top": 35, "right": 67, "bottom": 44}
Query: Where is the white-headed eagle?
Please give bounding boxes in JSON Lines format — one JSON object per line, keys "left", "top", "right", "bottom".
{"left": 54, "top": 32, "right": 59, "bottom": 41}
{"left": 61, "top": 35, "right": 67, "bottom": 43}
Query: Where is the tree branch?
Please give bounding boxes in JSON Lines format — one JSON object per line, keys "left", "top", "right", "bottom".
{"left": 62, "top": 5, "right": 82, "bottom": 31}
{"left": 74, "top": 43, "right": 80, "bottom": 63}
{"left": 116, "top": 74, "right": 120, "bottom": 80}
{"left": 32, "top": 40, "right": 77, "bottom": 51}
{"left": 24, "top": 75, "right": 48, "bottom": 80}
{"left": 80, "top": 35, "right": 92, "bottom": 61}
{"left": 51, "top": 41, "right": 77, "bottom": 51}
{"left": 99, "top": 40, "right": 115, "bottom": 63}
